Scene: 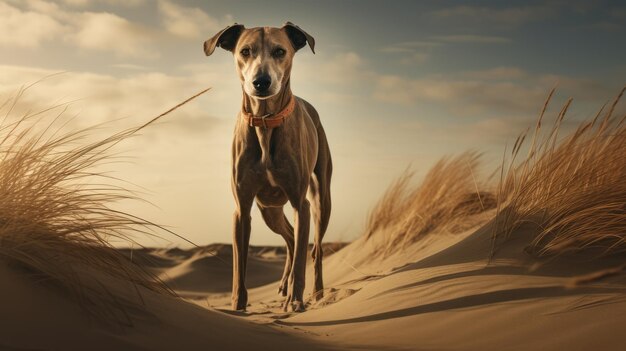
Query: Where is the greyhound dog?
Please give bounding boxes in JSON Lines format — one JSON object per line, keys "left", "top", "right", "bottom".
{"left": 204, "top": 22, "right": 332, "bottom": 312}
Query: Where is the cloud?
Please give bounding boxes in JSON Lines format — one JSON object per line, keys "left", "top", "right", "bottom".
{"left": 295, "top": 51, "right": 614, "bottom": 121}
{"left": 69, "top": 11, "right": 156, "bottom": 58}
{"left": 158, "top": 0, "right": 225, "bottom": 39}
{"left": 463, "top": 67, "right": 527, "bottom": 80}
{"left": 0, "top": 2, "right": 66, "bottom": 48}
{"left": 380, "top": 41, "right": 437, "bottom": 66}
{"left": 400, "top": 52, "right": 430, "bottom": 65}
{"left": 111, "top": 63, "right": 149, "bottom": 70}
{"left": 61, "top": 0, "right": 146, "bottom": 6}
{"left": 0, "top": 64, "right": 222, "bottom": 134}
{"left": 61, "top": 0, "right": 90, "bottom": 5}
{"left": 433, "top": 34, "right": 510, "bottom": 44}
{"left": 380, "top": 35, "right": 508, "bottom": 67}
{"left": 429, "top": 4, "right": 554, "bottom": 28}
{"left": 1, "top": 0, "right": 232, "bottom": 55}
{"left": 371, "top": 68, "right": 615, "bottom": 119}
{"left": 298, "top": 52, "right": 365, "bottom": 85}
{"left": 381, "top": 41, "right": 441, "bottom": 53}
{"left": 0, "top": 1, "right": 157, "bottom": 57}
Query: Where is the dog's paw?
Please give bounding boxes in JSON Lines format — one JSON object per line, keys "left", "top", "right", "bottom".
{"left": 231, "top": 292, "right": 248, "bottom": 311}
{"left": 290, "top": 300, "right": 306, "bottom": 312}
{"left": 278, "top": 281, "right": 288, "bottom": 297}
{"left": 283, "top": 289, "right": 306, "bottom": 313}
{"left": 283, "top": 296, "right": 306, "bottom": 312}
{"left": 232, "top": 302, "right": 247, "bottom": 311}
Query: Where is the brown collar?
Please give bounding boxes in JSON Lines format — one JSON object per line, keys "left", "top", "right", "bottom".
{"left": 242, "top": 96, "right": 296, "bottom": 128}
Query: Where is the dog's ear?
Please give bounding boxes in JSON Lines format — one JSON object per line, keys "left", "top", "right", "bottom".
{"left": 204, "top": 24, "right": 245, "bottom": 56}
{"left": 282, "top": 22, "right": 315, "bottom": 54}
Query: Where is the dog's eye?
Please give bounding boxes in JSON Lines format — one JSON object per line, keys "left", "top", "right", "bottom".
{"left": 273, "top": 48, "right": 286, "bottom": 58}
{"left": 240, "top": 48, "right": 250, "bottom": 57}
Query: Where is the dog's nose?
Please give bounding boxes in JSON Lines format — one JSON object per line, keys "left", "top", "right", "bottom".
{"left": 252, "top": 75, "right": 271, "bottom": 92}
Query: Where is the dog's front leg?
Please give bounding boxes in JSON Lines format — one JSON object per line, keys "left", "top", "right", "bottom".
{"left": 285, "top": 198, "right": 311, "bottom": 312}
{"left": 232, "top": 199, "right": 252, "bottom": 310}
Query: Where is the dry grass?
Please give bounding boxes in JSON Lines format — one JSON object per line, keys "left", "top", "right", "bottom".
{"left": 0, "top": 84, "right": 209, "bottom": 325}
{"left": 494, "top": 86, "right": 626, "bottom": 257}
{"left": 365, "top": 86, "right": 625, "bottom": 260}
{"left": 365, "top": 152, "right": 496, "bottom": 255}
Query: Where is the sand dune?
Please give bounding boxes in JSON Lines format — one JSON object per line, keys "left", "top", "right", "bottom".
{"left": 279, "top": 224, "right": 626, "bottom": 350}
{"left": 0, "top": 257, "right": 336, "bottom": 351}
{"left": 117, "top": 243, "right": 347, "bottom": 299}
{"left": 118, "top": 244, "right": 287, "bottom": 298}
{"left": 5, "top": 222, "right": 625, "bottom": 350}
{"left": 100, "top": 207, "right": 626, "bottom": 351}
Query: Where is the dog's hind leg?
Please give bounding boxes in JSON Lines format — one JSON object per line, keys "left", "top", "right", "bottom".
{"left": 309, "top": 146, "right": 332, "bottom": 301}
{"left": 258, "top": 203, "right": 295, "bottom": 296}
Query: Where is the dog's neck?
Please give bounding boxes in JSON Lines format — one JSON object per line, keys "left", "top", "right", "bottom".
{"left": 241, "top": 80, "right": 294, "bottom": 168}
{"left": 242, "top": 81, "right": 294, "bottom": 117}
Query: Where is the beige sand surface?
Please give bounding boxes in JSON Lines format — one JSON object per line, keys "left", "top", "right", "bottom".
{"left": 202, "top": 219, "right": 626, "bottom": 351}
{"left": 0, "top": 248, "right": 334, "bottom": 351}
{"left": 3, "top": 222, "right": 625, "bottom": 351}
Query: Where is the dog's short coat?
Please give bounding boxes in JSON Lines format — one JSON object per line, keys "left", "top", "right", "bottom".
{"left": 204, "top": 22, "right": 332, "bottom": 312}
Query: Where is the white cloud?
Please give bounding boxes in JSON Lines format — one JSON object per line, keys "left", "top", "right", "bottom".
{"left": 0, "top": 1, "right": 157, "bottom": 57}
{"left": 0, "top": 2, "right": 66, "bottom": 48}
{"left": 61, "top": 0, "right": 146, "bottom": 6}
{"left": 61, "top": 0, "right": 90, "bottom": 6}
{"left": 108, "top": 0, "right": 146, "bottom": 5}
{"left": 111, "top": 63, "right": 149, "bottom": 70}
{"left": 0, "top": 64, "right": 221, "bottom": 131}
{"left": 20, "top": 0, "right": 64, "bottom": 14}
{"left": 2, "top": 0, "right": 230, "bottom": 55}
{"left": 69, "top": 11, "right": 156, "bottom": 58}
{"left": 158, "top": 0, "right": 223, "bottom": 39}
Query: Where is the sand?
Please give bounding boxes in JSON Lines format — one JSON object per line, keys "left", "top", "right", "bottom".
{"left": 0, "top": 254, "right": 334, "bottom": 351}
{"left": 2, "top": 220, "right": 626, "bottom": 350}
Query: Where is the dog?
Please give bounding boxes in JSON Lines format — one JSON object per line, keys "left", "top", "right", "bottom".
{"left": 204, "top": 22, "right": 332, "bottom": 312}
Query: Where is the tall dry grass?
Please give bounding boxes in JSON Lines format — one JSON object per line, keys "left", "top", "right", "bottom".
{"left": 0, "top": 84, "right": 208, "bottom": 324}
{"left": 494, "top": 87, "right": 626, "bottom": 257}
{"left": 365, "top": 87, "right": 625, "bottom": 260}
{"left": 365, "top": 152, "right": 496, "bottom": 255}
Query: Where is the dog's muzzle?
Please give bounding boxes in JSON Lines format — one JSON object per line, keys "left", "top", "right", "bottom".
{"left": 252, "top": 75, "right": 272, "bottom": 94}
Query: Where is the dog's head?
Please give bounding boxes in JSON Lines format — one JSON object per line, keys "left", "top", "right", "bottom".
{"left": 204, "top": 22, "right": 315, "bottom": 99}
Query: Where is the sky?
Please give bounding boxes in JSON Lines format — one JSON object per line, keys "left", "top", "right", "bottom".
{"left": 0, "top": 0, "right": 625, "bottom": 247}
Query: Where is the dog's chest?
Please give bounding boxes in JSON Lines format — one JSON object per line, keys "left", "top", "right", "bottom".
{"left": 254, "top": 127, "right": 280, "bottom": 186}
